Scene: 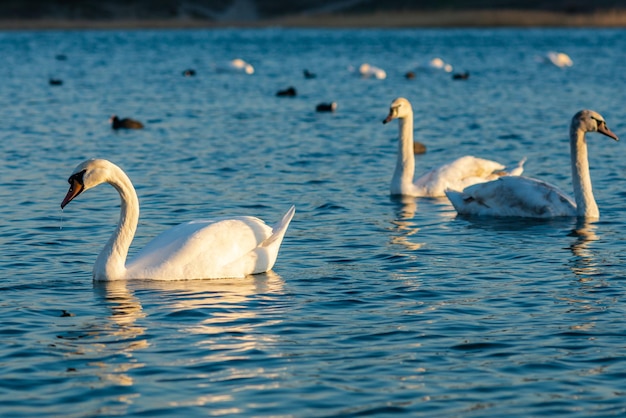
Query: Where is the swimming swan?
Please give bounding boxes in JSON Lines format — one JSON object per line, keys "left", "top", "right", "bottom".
{"left": 217, "top": 58, "right": 254, "bottom": 74}
{"left": 445, "top": 110, "right": 618, "bottom": 218}
{"left": 61, "top": 159, "right": 295, "bottom": 281}
{"left": 383, "top": 97, "right": 526, "bottom": 197}
{"left": 539, "top": 51, "right": 573, "bottom": 68}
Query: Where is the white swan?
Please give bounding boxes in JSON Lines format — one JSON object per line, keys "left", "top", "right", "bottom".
{"left": 217, "top": 58, "right": 254, "bottom": 74}
{"left": 539, "top": 51, "right": 573, "bottom": 68}
{"left": 445, "top": 110, "right": 618, "bottom": 218}
{"left": 358, "top": 63, "right": 386, "bottom": 79}
{"left": 382, "top": 97, "right": 526, "bottom": 197}
{"left": 427, "top": 57, "right": 453, "bottom": 73}
{"left": 61, "top": 159, "right": 295, "bottom": 281}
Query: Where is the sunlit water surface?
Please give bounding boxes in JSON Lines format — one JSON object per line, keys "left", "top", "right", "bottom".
{"left": 2, "top": 28, "right": 626, "bottom": 417}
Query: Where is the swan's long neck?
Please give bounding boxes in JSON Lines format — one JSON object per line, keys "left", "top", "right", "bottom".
{"left": 570, "top": 125, "right": 598, "bottom": 218}
{"left": 392, "top": 112, "right": 415, "bottom": 194}
{"left": 93, "top": 167, "right": 139, "bottom": 280}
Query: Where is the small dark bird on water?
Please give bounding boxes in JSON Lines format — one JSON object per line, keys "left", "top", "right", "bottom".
{"left": 182, "top": 69, "right": 196, "bottom": 77}
{"left": 316, "top": 102, "right": 337, "bottom": 112}
{"left": 110, "top": 115, "right": 144, "bottom": 130}
{"left": 303, "top": 69, "right": 316, "bottom": 79}
{"left": 49, "top": 78, "right": 63, "bottom": 86}
{"left": 452, "top": 71, "right": 470, "bottom": 80}
{"left": 405, "top": 71, "right": 416, "bottom": 79}
{"left": 276, "top": 86, "right": 297, "bottom": 97}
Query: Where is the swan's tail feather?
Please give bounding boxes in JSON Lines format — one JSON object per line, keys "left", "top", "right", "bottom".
{"left": 261, "top": 205, "right": 295, "bottom": 248}
{"left": 445, "top": 189, "right": 466, "bottom": 212}
{"left": 221, "top": 206, "right": 295, "bottom": 276}
{"left": 246, "top": 206, "right": 294, "bottom": 274}
{"left": 507, "top": 157, "right": 527, "bottom": 176}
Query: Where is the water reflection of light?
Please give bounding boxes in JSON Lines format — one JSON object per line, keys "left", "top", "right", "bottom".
{"left": 560, "top": 220, "right": 605, "bottom": 330}
{"left": 145, "top": 272, "right": 286, "bottom": 410}
{"left": 91, "top": 280, "right": 149, "bottom": 388}
{"left": 568, "top": 219, "right": 600, "bottom": 280}
{"left": 169, "top": 394, "right": 237, "bottom": 410}
{"left": 88, "top": 272, "right": 285, "bottom": 406}
{"left": 140, "top": 270, "right": 285, "bottom": 310}
{"left": 170, "top": 272, "right": 285, "bottom": 337}
{"left": 98, "top": 280, "right": 146, "bottom": 331}
{"left": 389, "top": 196, "right": 424, "bottom": 251}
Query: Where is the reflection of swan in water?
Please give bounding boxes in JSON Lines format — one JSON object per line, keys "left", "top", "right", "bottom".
{"left": 388, "top": 196, "right": 424, "bottom": 251}
{"left": 89, "top": 272, "right": 283, "bottom": 388}
{"left": 143, "top": 271, "right": 284, "bottom": 309}
{"left": 95, "top": 280, "right": 146, "bottom": 331}
{"left": 134, "top": 271, "right": 286, "bottom": 336}
{"left": 563, "top": 220, "right": 607, "bottom": 326}
{"left": 568, "top": 219, "right": 599, "bottom": 279}
{"left": 53, "top": 280, "right": 149, "bottom": 389}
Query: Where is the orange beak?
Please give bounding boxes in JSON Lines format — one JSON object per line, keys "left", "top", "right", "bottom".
{"left": 598, "top": 123, "right": 619, "bottom": 141}
{"left": 61, "top": 177, "right": 84, "bottom": 209}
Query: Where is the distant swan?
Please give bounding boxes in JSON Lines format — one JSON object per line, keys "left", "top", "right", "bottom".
{"left": 539, "top": 51, "right": 573, "bottom": 68}
{"left": 383, "top": 97, "right": 525, "bottom": 197}
{"left": 427, "top": 57, "right": 453, "bottom": 73}
{"left": 61, "top": 159, "right": 295, "bottom": 280}
{"left": 218, "top": 58, "right": 254, "bottom": 74}
{"left": 358, "top": 63, "right": 386, "bottom": 79}
{"left": 445, "top": 110, "right": 618, "bottom": 218}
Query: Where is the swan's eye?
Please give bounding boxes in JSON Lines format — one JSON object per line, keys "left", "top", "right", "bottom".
{"left": 68, "top": 170, "right": 86, "bottom": 186}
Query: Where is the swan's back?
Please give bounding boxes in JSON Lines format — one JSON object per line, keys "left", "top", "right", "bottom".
{"left": 446, "top": 176, "right": 576, "bottom": 217}
{"left": 127, "top": 206, "right": 295, "bottom": 280}
{"left": 414, "top": 155, "right": 509, "bottom": 196}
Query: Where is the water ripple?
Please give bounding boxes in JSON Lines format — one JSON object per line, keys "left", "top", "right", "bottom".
{"left": 1, "top": 27, "right": 626, "bottom": 417}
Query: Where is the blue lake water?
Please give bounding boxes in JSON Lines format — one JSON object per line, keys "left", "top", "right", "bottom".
{"left": 1, "top": 27, "right": 626, "bottom": 416}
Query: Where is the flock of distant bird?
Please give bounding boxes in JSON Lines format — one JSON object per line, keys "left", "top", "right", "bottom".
{"left": 56, "top": 49, "right": 602, "bottom": 282}
{"left": 49, "top": 51, "right": 573, "bottom": 131}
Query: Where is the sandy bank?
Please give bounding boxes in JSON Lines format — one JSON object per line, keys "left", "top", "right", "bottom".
{"left": 0, "top": 9, "right": 625, "bottom": 30}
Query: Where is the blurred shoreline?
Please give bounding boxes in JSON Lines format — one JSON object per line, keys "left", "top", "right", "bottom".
{"left": 1, "top": 9, "right": 626, "bottom": 30}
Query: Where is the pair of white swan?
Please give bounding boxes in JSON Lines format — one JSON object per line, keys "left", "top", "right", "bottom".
{"left": 446, "top": 110, "right": 618, "bottom": 218}
{"left": 384, "top": 97, "right": 619, "bottom": 218}
{"left": 383, "top": 97, "right": 526, "bottom": 197}
{"left": 61, "top": 159, "right": 294, "bottom": 281}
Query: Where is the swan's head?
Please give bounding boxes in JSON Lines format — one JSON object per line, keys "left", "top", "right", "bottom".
{"left": 61, "top": 159, "right": 116, "bottom": 209}
{"left": 383, "top": 97, "right": 412, "bottom": 124}
{"left": 573, "top": 110, "right": 618, "bottom": 141}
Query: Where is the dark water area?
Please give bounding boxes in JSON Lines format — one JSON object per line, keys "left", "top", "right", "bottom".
{"left": 1, "top": 28, "right": 626, "bottom": 416}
